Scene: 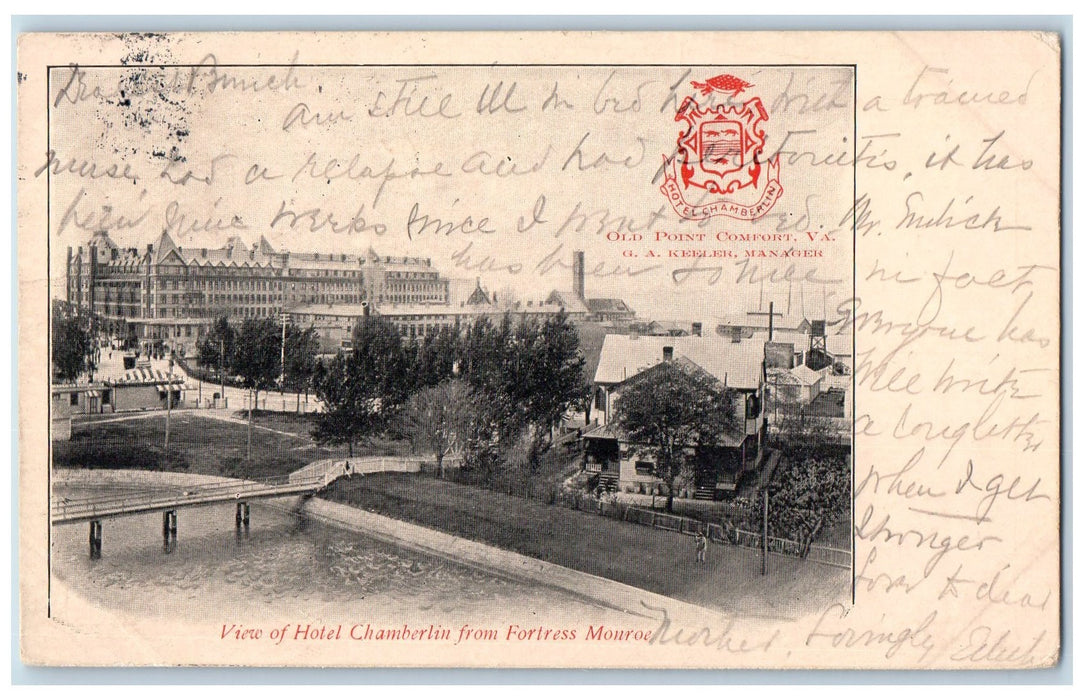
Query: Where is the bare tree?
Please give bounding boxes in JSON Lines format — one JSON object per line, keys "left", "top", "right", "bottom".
{"left": 403, "top": 379, "right": 474, "bottom": 478}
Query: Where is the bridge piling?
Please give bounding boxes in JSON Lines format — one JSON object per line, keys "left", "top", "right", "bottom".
{"left": 162, "top": 510, "right": 178, "bottom": 548}
{"left": 88, "top": 520, "right": 102, "bottom": 559}
{"left": 235, "top": 502, "right": 250, "bottom": 533}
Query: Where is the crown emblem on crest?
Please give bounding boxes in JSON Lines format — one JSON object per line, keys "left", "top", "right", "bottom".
{"left": 660, "top": 74, "right": 783, "bottom": 221}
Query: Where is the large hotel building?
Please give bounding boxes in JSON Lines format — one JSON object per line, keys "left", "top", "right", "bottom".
{"left": 64, "top": 231, "right": 627, "bottom": 354}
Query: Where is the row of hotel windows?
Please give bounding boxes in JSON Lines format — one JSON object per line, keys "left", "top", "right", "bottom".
{"left": 150, "top": 308, "right": 278, "bottom": 322}
{"left": 154, "top": 278, "right": 363, "bottom": 291}
{"left": 77, "top": 263, "right": 370, "bottom": 279}
{"left": 83, "top": 278, "right": 439, "bottom": 294}
{"left": 82, "top": 267, "right": 442, "bottom": 286}
{"left": 78, "top": 277, "right": 442, "bottom": 298}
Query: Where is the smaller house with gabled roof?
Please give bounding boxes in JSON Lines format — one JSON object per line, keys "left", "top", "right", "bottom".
{"left": 585, "top": 334, "right": 766, "bottom": 499}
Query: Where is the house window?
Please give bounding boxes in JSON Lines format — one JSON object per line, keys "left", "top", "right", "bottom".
{"left": 69, "top": 393, "right": 79, "bottom": 406}
{"left": 634, "top": 461, "right": 655, "bottom": 476}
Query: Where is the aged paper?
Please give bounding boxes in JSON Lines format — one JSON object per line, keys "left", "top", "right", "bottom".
{"left": 17, "top": 31, "right": 1060, "bottom": 668}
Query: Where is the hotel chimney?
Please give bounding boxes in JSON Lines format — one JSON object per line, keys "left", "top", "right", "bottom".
{"left": 573, "top": 250, "right": 585, "bottom": 301}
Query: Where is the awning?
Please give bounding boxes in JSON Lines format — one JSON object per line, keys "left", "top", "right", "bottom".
{"left": 85, "top": 390, "right": 100, "bottom": 398}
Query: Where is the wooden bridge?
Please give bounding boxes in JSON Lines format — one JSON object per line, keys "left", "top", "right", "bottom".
{"left": 52, "top": 472, "right": 339, "bottom": 558}
{"left": 52, "top": 457, "right": 426, "bottom": 558}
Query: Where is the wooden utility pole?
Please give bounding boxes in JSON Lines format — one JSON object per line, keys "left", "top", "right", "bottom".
{"left": 747, "top": 301, "right": 783, "bottom": 341}
{"left": 246, "top": 387, "right": 253, "bottom": 461}
{"left": 164, "top": 357, "right": 173, "bottom": 454}
{"left": 761, "top": 489, "right": 769, "bottom": 575}
{"left": 219, "top": 339, "right": 226, "bottom": 408}
{"left": 280, "top": 311, "right": 289, "bottom": 417}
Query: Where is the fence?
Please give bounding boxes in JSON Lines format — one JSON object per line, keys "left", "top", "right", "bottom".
{"left": 552, "top": 489, "right": 850, "bottom": 569}
{"left": 730, "top": 527, "right": 850, "bottom": 568}
{"left": 52, "top": 472, "right": 328, "bottom": 523}
{"left": 290, "top": 456, "right": 424, "bottom": 484}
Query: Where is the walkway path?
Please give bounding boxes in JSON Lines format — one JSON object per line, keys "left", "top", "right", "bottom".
{"left": 73, "top": 406, "right": 307, "bottom": 439}
{"left": 301, "top": 496, "right": 721, "bottom": 623}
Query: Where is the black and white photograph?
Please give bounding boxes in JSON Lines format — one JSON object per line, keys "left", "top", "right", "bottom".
{"left": 17, "top": 30, "right": 1061, "bottom": 669}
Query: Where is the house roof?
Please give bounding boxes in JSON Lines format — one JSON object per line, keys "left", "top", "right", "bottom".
{"left": 748, "top": 329, "right": 811, "bottom": 348}
{"left": 586, "top": 298, "right": 634, "bottom": 314}
{"left": 766, "top": 367, "right": 800, "bottom": 386}
{"left": 52, "top": 382, "right": 108, "bottom": 392}
{"left": 111, "top": 367, "right": 188, "bottom": 388}
{"left": 582, "top": 422, "right": 620, "bottom": 440}
{"left": 448, "top": 278, "right": 491, "bottom": 306}
{"left": 826, "top": 333, "right": 853, "bottom": 357}
{"left": 546, "top": 290, "right": 590, "bottom": 315}
{"left": 594, "top": 334, "right": 763, "bottom": 390}
{"left": 717, "top": 311, "right": 810, "bottom": 331}
{"left": 790, "top": 364, "right": 823, "bottom": 386}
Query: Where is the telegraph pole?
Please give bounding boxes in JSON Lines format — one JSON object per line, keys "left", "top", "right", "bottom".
{"left": 761, "top": 489, "right": 769, "bottom": 575}
{"left": 246, "top": 385, "right": 252, "bottom": 460}
{"left": 219, "top": 338, "right": 226, "bottom": 409}
{"left": 165, "top": 356, "right": 174, "bottom": 455}
{"left": 280, "top": 311, "right": 288, "bottom": 415}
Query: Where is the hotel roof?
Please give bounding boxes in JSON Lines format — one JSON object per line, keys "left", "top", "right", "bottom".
{"left": 76, "top": 232, "right": 435, "bottom": 273}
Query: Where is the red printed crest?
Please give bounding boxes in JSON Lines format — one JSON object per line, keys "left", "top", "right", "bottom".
{"left": 661, "top": 74, "right": 783, "bottom": 221}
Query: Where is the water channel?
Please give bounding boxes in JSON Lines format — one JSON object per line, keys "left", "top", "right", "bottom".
{"left": 49, "top": 488, "right": 637, "bottom": 631}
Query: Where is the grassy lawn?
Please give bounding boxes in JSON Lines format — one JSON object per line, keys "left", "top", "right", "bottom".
{"left": 325, "top": 471, "right": 850, "bottom": 619}
{"left": 54, "top": 414, "right": 352, "bottom": 479}
{"left": 228, "top": 409, "right": 416, "bottom": 457}
{"left": 228, "top": 408, "right": 318, "bottom": 434}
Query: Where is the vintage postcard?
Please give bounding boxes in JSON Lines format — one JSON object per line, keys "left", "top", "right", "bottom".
{"left": 17, "top": 31, "right": 1061, "bottom": 668}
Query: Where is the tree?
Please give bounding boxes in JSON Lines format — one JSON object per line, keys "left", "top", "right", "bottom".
{"left": 310, "top": 352, "right": 369, "bottom": 457}
{"left": 311, "top": 315, "right": 410, "bottom": 456}
{"left": 527, "top": 311, "right": 587, "bottom": 433}
{"left": 457, "top": 389, "right": 507, "bottom": 484}
{"left": 772, "top": 410, "right": 842, "bottom": 460}
{"left": 350, "top": 314, "right": 412, "bottom": 411}
{"left": 461, "top": 314, "right": 508, "bottom": 397}
{"left": 506, "top": 311, "right": 587, "bottom": 465}
{"left": 762, "top": 409, "right": 849, "bottom": 552}
{"left": 412, "top": 324, "right": 459, "bottom": 389}
{"left": 765, "top": 455, "right": 849, "bottom": 554}
{"left": 52, "top": 305, "right": 95, "bottom": 382}
{"left": 612, "top": 361, "right": 741, "bottom": 512}
{"left": 284, "top": 323, "right": 319, "bottom": 412}
{"left": 402, "top": 379, "right": 474, "bottom": 478}
{"left": 198, "top": 316, "right": 236, "bottom": 377}
{"left": 232, "top": 318, "right": 282, "bottom": 458}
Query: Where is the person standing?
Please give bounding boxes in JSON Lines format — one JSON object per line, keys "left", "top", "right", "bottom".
{"left": 695, "top": 531, "right": 707, "bottom": 564}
